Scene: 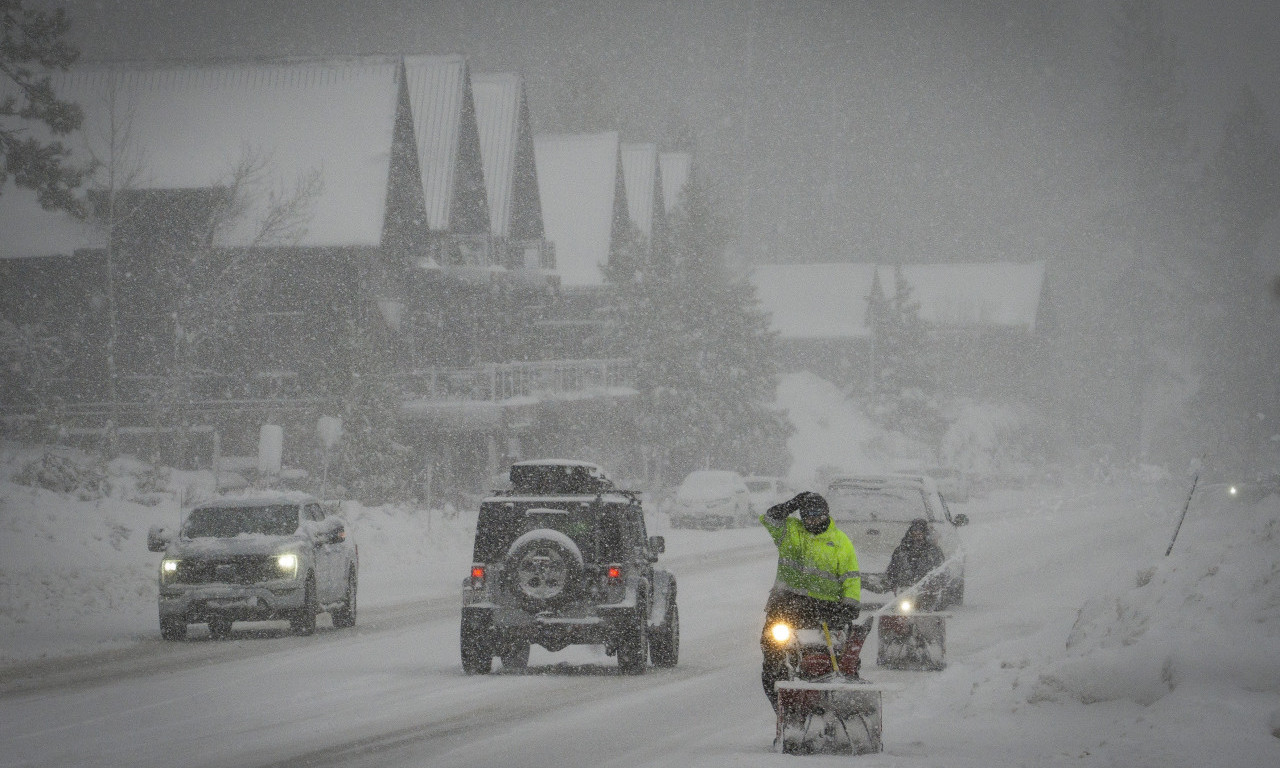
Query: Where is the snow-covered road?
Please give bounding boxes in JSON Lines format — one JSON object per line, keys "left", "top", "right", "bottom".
{"left": 4, "top": 478, "right": 1276, "bottom": 767}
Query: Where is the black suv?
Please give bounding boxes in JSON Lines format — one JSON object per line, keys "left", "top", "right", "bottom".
{"left": 460, "top": 460, "right": 679, "bottom": 674}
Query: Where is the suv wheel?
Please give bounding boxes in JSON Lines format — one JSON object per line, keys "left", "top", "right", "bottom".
{"left": 500, "top": 640, "right": 530, "bottom": 670}
{"left": 160, "top": 616, "right": 187, "bottom": 642}
{"left": 208, "top": 617, "right": 233, "bottom": 640}
{"left": 331, "top": 567, "right": 358, "bottom": 628}
{"left": 649, "top": 600, "right": 679, "bottom": 668}
{"left": 461, "top": 618, "right": 494, "bottom": 675}
{"left": 616, "top": 598, "right": 649, "bottom": 675}
{"left": 504, "top": 530, "right": 584, "bottom": 610}
{"left": 290, "top": 575, "right": 318, "bottom": 636}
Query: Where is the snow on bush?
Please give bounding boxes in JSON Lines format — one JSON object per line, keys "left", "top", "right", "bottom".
{"left": 939, "top": 399, "right": 1038, "bottom": 478}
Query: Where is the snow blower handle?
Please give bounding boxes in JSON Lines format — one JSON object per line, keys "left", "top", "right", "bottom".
{"left": 820, "top": 621, "right": 840, "bottom": 674}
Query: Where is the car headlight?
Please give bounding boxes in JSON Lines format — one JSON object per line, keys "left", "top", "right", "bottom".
{"left": 276, "top": 552, "right": 299, "bottom": 578}
{"left": 161, "top": 558, "right": 180, "bottom": 583}
{"left": 899, "top": 598, "right": 914, "bottom": 613}
{"left": 770, "top": 622, "right": 792, "bottom": 643}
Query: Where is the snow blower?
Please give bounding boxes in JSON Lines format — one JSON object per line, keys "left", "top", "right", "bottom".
{"left": 875, "top": 595, "right": 948, "bottom": 671}
{"left": 772, "top": 614, "right": 884, "bottom": 755}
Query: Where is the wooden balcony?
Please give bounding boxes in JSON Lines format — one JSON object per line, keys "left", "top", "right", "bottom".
{"left": 393, "top": 358, "right": 634, "bottom": 403}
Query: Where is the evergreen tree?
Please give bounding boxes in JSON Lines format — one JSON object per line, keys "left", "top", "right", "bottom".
{"left": 333, "top": 307, "right": 414, "bottom": 504}
{"left": 603, "top": 172, "right": 790, "bottom": 485}
{"left": 1193, "top": 85, "right": 1280, "bottom": 472}
{"left": 864, "top": 266, "right": 942, "bottom": 440}
{"left": 1101, "top": 0, "right": 1200, "bottom": 463}
{"left": 0, "top": 0, "right": 85, "bottom": 214}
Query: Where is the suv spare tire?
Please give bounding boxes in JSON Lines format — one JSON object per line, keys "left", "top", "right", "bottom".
{"left": 504, "top": 529, "right": 585, "bottom": 610}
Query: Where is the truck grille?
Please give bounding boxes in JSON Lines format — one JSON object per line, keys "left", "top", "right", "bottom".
{"left": 175, "top": 555, "right": 279, "bottom": 585}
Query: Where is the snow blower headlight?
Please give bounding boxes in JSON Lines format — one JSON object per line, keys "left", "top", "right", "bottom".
{"left": 899, "top": 598, "right": 914, "bottom": 613}
{"left": 770, "top": 622, "right": 793, "bottom": 643}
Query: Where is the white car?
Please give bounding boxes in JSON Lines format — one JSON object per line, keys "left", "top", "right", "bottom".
{"left": 825, "top": 473, "right": 969, "bottom": 607}
{"left": 743, "top": 475, "right": 790, "bottom": 516}
{"left": 670, "top": 470, "right": 752, "bottom": 529}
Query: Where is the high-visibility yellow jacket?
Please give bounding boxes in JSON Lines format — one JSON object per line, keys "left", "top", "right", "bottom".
{"left": 761, "top": 514, "right": 861, "bottom": 607}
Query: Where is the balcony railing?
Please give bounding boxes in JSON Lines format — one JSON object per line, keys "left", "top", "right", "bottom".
{"left": 393, "top": 358, "right": 634, "bottom": 403}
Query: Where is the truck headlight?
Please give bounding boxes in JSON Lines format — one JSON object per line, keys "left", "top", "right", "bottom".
{"left": 276, "top": 552, "right": 299, "bottom": 578}
{"left": 770, "top": 622, "right": 792, "bottom": 643}
{"left": 161, "top": 558, "right": 180, "bottom": 583}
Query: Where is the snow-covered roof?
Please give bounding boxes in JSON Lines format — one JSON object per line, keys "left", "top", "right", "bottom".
{"left": 534, "top": 131, "right": 623, "bottom": 287}
{"left": 658, "top": 151, "right": 691, "bottom": 213}
{"left": 620, "top": 142, "right": 662, "bottom": 240}
{"left": 472, "top": 72, "right": 521, "bottom": 238}
{"left": 751, "top": 261, "right": 1047, "bottom": 339}
{"left": 403, "top": 54, "right": 488, "bottom": 233}
{"left": 1, "top": 57, "right": 401, "bottom": 257}
{"left": 472, "top": 72, "right": 542, "bottom": 241}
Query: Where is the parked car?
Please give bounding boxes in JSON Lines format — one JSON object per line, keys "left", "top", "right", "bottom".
{"left": 825, "top": 473, "right": 969, "bottom": 608}
{"left": 146, "top": 492, "right": 358, "bottom": 640}
{"left": 670, "top": 469, "right": 752, "bottom": 529}
{"left": 460, "top": 459, "right": 678, "bottom": 674}
{"left": 898, "top": 465, "right": 973, "bottom": 503}
{"left": 743, "top": 475, "right": 790, "bottom": 516}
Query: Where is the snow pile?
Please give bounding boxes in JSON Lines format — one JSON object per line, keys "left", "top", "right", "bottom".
{"left": 775, "top": 372, "right": 886, "bottom": 486}
{"left": 1047, "top": 493, "right": 1280, "bottom": 707}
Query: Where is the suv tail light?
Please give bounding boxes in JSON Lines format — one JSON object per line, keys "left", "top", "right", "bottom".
{"left": 468, "top": 565, "right": 486, "bottom": 589}
{"left": 606, "top": 564, "right": 623, "bottom": 581}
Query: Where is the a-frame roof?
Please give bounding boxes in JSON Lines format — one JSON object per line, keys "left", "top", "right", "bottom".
{"left": 402, "top": 54, "right": 489, "bottom": 234}
{"left": 472, "top": 72, "right": 542, "bottom": 240}
{"left": 0, "top": 57, "right": 401, "bottom": 257}
{"left": 534, "top": 131, "right": 625, "bottom": 288}
{"left": 658, "top": 151, "right": 691, "bottom": 213}
{"left": 620, "top": 142, "right": 662, "bottom": 240}
{"left": 752, "top": 261, "right": 1047, "bottom": 339}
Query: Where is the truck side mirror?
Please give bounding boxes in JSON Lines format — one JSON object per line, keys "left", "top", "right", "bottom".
{"left": 648, "top": 535, "right": 665, "bottom": 555}
{"left": 147, "top": 525, "right": 171, "bottom": 552}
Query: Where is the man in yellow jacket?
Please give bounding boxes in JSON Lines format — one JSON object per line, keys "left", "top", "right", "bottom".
{"left": 759, "top": 490, "right": 861, "bottom": 710}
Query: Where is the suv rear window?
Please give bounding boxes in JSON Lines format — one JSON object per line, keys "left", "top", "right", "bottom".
{"left": 183, "top": 505, "right": 300, "bottom": 538}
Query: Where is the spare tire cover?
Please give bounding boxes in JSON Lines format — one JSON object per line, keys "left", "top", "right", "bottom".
{"left": 505, "top": 529, "right": 585, "bottom": 607}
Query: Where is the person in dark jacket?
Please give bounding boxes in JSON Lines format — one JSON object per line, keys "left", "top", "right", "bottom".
{"left": 885, "top": 518, "right": 945, "bottom": 609}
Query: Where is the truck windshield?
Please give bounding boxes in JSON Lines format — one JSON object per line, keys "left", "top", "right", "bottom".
{"left": 183, "top": 505, "right": 299, "bottom": 538}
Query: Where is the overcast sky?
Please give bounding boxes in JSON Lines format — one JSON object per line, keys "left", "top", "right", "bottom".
{"left": 52, "top": 0, "right": 1280, "bottom": 265}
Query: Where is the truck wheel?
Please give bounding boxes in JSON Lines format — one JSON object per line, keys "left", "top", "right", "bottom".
{"left": 160, "top": 616, "right": 187, "bottom": 641}
{"left": 208, "top": 617, "right": 233, "bottom": 640}
{"left": 331, "top": 567, "right": 358, "bottom": 628}
{"left": 616, "top": 599, "right": 649, "bottom": 675}
{"left": 649, "top": 601, "right": 679, "bottom": 668}
{"left": 461, "top": 620, "right": 494, "bottom": 675}
{"left": 290, "top": 575, "right": 318, "bottom": 636}
{"left": 500, "top": 641, "right": 530, "bottom": 670}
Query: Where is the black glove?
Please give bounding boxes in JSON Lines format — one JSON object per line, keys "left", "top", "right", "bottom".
{"left": 784, "top": 491, "right": 823, "bottom": 514}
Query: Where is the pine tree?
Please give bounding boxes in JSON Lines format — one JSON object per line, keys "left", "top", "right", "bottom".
{"left": 603, "top": 173, "right": 790, "bottom": 485}
{"left": 1102, "top": 0, "right": 1200, "bottom": 463}
{"left": 0, "top": 0, "right": 85, "bottom": 214}
{"left": 864, "top": 266, "right": 942, "bottom": 440}
{"left": 1193, "top": 85, "right": 1280, "bottom": 472}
